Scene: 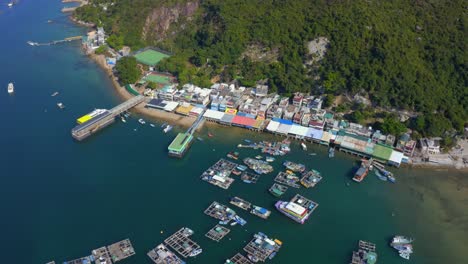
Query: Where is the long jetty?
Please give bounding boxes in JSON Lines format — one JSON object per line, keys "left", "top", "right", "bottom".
{"left": 28, "top": 36, "right": 82, "bottom": 46}
{"left": 71, "top": 95, "right": 146, "bottom": 141}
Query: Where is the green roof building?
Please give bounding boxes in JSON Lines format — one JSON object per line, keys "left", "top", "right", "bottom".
{"left": 168, "top": 133, "right": 193, "bottom": 158}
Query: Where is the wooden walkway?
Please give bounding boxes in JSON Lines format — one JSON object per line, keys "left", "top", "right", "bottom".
{"left": 164, "top": 228, "right": 201, "bottom": 258}
{"left": 205, "top": 225, "right": 230, "bottom": 242}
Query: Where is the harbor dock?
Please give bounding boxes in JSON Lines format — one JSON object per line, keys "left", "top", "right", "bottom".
{"left": 243, "top": 232, "right": 282, "bottom": 262}
{"left": 200, "top": 159, "right": 237, "bottom": 189}
{"left": 71, "top": 95, "right": 145, "bottom": 141}
{"left": 107, "top": 239, "right": 136, "bottom": 262}
{"left": 164, "top": 227, "right": 202, "bottom": 258}
{"left": 205, "top": 224, "right": 230, "bottom": 242}
{"left": 274, "top": 171, "right": 301, "bottom": 188}
{"left": 147, "top": 243, "right": 185, "bottom": 264}
{"left": 230, "top": 197, "right": 252, "bottom": 211}
{"left": 63, "top": 256, "right": 93, "bottom": 264}
{"left": 226, "top": 253, "right": 253, "bottom": 264}
{"left": 167, "top": 108, "right": 205, "bottom": 157}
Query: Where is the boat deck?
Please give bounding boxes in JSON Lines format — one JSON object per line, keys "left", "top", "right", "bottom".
{"left": 205, "top": 224, "right": 230, "bottom": 242}
{"left": 290, "top": 194, "right": 319, "bottom": 213}
{"left": 300, "top": 170, "right": 323, "bottom": 188}
{"left": 269, "top": 183, "right": 288, "bottom": 197}
{"left": 164, "top": 228, "right": 201, "bottom": 258}
{"left": 230, "top": 197, "right": 252, "bottom": 211}
{"left": 274, "top": 171, "right": 301, "bottom": 188}
{"left": 240, "top": 172, "right": 260, "bottom": 184}
{"left": 147, "top": 243, "right": 184, "bottom": 264}
{"left": 107, "top": 238, "right": 136, "bottom": 262}
{"left": 91, "top": 246, "right": 112, "bottom": 264}
{"left": 204, "top": 201, "right": 236, "bottom": 221}
{"left": 200, "top": 159, "right": 237, "bottom": 189}
{"left": 250, "top": 206, "right": 271, "bottom": 220}
{"left": 228, "top": 253, "right": 253, "bottom": 264}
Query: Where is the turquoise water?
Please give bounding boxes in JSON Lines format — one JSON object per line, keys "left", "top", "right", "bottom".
{"left": 1, "top": 1, "right": 467, "bottom": 263}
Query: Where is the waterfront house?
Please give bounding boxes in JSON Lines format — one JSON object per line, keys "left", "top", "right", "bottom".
{"left": 419, "top": 138, "right": 441, "bottom": 155}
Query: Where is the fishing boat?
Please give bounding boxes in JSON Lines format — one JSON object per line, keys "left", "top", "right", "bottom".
{"left": 160, "top": 122, "right": 167, "bottom": 128}
{"left": 197, "top": 137, "right": 204, "bottom": 141}
{"left": 163, "top": 125, "right": 173, "bottom": 133}
{"left": 282, "top": 161, "right": 306, "bottom": 173}
{"left": 7, "top": 82, "right": 14, "bottom": 94}
{"left": 375, "top": 170, "right": 387, "bottom": 181}
{"left": 51, "top": 91, "right": 59, "bottom": 97}
{"left": 387, "top": 173, "right": 396, "bottom": 183}
{"left": 219, "top": 220, "right": 230, "bottom": 225}
{"left": 301, "top": 142, "right": 307, "bottom": 151}
{"left": 227, "top": 151, "right": 239, "bottom": 160}
{"left": 189, "top": 248, "right": 202, "bottom": 257}
{"left": 230, "top": 221, "right": 237, "bottom": 226}
{"left": 8, "top": 2, "right": 14, "bottom": 8}
{"left": 120, "top": 116, "right": 126, "bottom": 123}
{"left": 244, "top": 139, "right": 252, "bottom": 143}
{"left": 266, "top": 156, "right": 275, "bottom": 162}
{"left": 391, "top": 236, "right": 414, "bottom": 244}
{"left": 255, "top": 155, "right": 263, "bottom": 160}
{"left": 352, "top": 159, "right": 372, "bottom": 183}
{"left": 236, "top": 165, "right": 247, "bottom": 171}
{"left": 231, "top": 169, "right": 242, "bottom": 176}
{"left": 269, "top": 183, "right": 288, "bottom": 197}
{"left": 138, "top": 118, "right": 146, "bottom": 125}
{"left": 57, "top": 102, "right": 65, "bottom": 109}
{"left": 328, "top": 147, "right": 335, "bottom": 158}
{"left": 149, "top": 123, "right": 155, "bottom": 127}
{"left": 234, "top": 215, "right": 247, "bottom": 226}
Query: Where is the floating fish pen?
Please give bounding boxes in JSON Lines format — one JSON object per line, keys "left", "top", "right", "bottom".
{"left": 108, "top": 239, "right": 136, "bottom": 262}
{"left": 230, "top": 197, "right": 252, "bottom": 211}
{"left": 63, "top": 256, "right": 93, "bottom": 264}
{"left": 290, "top": 194, "right": 318, "bottom": 213}
{"left": 204, "top": 201, "right": 237, "bottom": 221}
{"left": 226, "top": 253, "right": 253, "bottom": 264}
{"left": 147, "top": 243, "right": 185, "bottom": 264}
{"left": 243, "top": 158, "right": 274, "bottom": 174}
{"left": 164, "top": 227, "right": 202, "bottom": 258}
{"left": 350, "top": 240, "right": 378, "bottom": 264}
{"left": 250, "top": 205, "right": 271, "bottom": 220}
{"left": 274, "top": 171, "right": 301, "bottom": 188}
{"left": 269, "top": 183, "right": 288, "bottom": 197}
{"left": 243, "top": 232, "right": 282, "bottom": 262}
{"left": 241, "top": 172, "right": 260, "bottom": 184}
{"left": 200, "top": 159, "right": 238, "bottom": 189}
{"left": 91, "top": 246, "right": 112, "bottom": 264}
{"left": 300, "top": 170, "right": 323, "bottom": 188}
{"left": 205, "top": 224, "right": 231, "bottom": 242}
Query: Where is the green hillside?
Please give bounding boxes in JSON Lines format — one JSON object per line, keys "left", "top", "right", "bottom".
{"left": 75, "top": 0, "right": 467, "bottom": 136}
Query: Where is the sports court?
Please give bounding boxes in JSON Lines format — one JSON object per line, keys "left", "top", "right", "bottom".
{"left": 134, "top": 49, "right": 170, "bottom": 66}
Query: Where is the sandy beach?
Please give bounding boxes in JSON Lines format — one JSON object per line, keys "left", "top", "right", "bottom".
{"left": 89, "top": 53, "right": 203, "bottom": 129}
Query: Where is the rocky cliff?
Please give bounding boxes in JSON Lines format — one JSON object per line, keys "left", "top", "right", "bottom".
{"left": 142, "top": 1, "right": 199, "bottom": 42}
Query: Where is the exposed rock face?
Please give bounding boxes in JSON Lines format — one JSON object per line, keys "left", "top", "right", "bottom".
{"left": 305, "top": 37, "right": 329, "bottom": 65}
{"left": 143, "top": 1, "right": 199, "bottom": 42}
{"left": 143, "top": 0, "right": 200, "bottom": 41}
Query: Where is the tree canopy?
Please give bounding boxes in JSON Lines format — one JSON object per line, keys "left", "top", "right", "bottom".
{"left": 115, "top": 57, "right": 140, "bottom": 85}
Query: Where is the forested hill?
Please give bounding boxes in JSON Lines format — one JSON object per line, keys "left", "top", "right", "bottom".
{"left": 75, "top": 0, "right": 467, "bottom": 135}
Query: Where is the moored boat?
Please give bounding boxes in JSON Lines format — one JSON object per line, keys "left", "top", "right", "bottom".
{"left": 250, "top": 205, "right": 271, "bottom": 219}
{"left": 301, "top": 142, "right": 307, "bottom": 150}
{"left": 163, "top": 125, "right": 173, "bottom": 133}
{"left": 138, "top": 118, "right": 146, "bottom": 125}
{"left": 51, "top": 91, "right": 59, "bottom": 97}
{"left": 269, "top": 183, "right": 288, "bottom": 197}
{"left": 300, "top": 169, "right": 323, "bottom": 188}
{"left": 189, "top": 248, "right": 202, "bottom": 257}
{"left": 352, "top": 159, "right": 372, "bottom": 183}
{"left": 266, "top": 156, "right": 275, "bottom": 162}
{"left": 282, "top": 161, "right": 306, "bottom": 173}
{"left": 57, "top": 102, "right": 65, "bottom": 109}
{"left": 328, "top": 147, "right": 335, "bottom": 158}
{"left": 7, "top": 82, "right": 14, "bottom": 94}
{"left": 227, "top": 151, "right": 239, "bottom": 160}
{"left": 275, "top": 194, "right": 318, "bottom": 224}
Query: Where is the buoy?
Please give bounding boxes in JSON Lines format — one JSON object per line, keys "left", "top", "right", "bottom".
{"left": 160, "top": 230, "right": 164, "bottom": 234}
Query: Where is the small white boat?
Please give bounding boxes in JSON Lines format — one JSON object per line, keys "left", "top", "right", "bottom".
{"left": 51, "top": 92, "right": 59, "bottom": 97}
{"left": 149, "top": 123, "right": 155, "bottom": 127}
{"left": 189, "top": 248, "right": 202, "bottom": 257}
{"left": 7, "top": 82, "right": 14, "bottom": 94}
{"left": 301, "top": 142, "right": 307, "bottom": 151}
{"left": 121, "top": 116, "right": 126, "bottom": 123}
{"left": 138, "top": 118, "right": 146, "bottom": 125}
{"left": 163, "top": 125, "right": 173, "bottom": 133}
{"left": 8, "top": 2, "right": 13, "bottom": 8}
{"left": 57, "top": 102, "right": 65, "bottom": 109}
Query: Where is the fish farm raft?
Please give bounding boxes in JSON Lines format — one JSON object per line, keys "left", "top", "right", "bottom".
{"left": 205, "top": 224, "right": 231, "bottom": 242}
{"left": 164, "top": 227, "right": 202, "bottom": 258}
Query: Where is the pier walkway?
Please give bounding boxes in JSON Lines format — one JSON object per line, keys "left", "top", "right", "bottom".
{"left": 167, "top": 108, "right": 205, "bottom": 157}
{"left": 72, "top": 95, "right": 145, "bottom": 141}
{"left": 27, "top": 36, "right": 82, "bottom": 46}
